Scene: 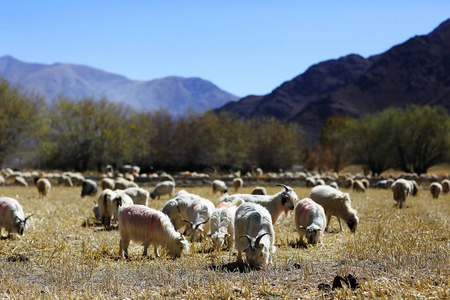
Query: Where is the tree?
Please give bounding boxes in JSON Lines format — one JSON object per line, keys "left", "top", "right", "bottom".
{"left": 0, "top": 79, "right": 46, "bottom": 168}
{"left": 319, "top": 116, "right": 352, "bottom": 172}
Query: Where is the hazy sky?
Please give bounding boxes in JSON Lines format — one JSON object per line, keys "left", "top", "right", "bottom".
{"left": 1, "top": 1, "right": 449, "bottom": 97}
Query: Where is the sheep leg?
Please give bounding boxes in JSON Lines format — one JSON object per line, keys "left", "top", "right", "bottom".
{"left": 154, "top": 246, "right": 160, "bottom": 258}
{"left": 325, "top": 215, "right": 332, "bottom": 232}
{"left": 338, "top": 218, "right": 343, "bottom": 231}
{"left": 142, "top": 247, "right": 148, "bottom": 257}
{"left": 120, "top": 238, "right": 130, "bottom": 259}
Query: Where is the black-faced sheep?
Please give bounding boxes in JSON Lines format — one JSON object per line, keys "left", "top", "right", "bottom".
{"left": 309, "top": 185, "right": 359, "bottom": 232}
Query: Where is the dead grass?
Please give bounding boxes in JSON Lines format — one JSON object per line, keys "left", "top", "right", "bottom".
{"left": 0, "top": 184, "right": 449, "bottom": 299}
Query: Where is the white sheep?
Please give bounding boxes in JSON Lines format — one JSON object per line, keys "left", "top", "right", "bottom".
{"left": 119, "top": 187, "right": 150, "bottom": 206}
{"left": 223, "top": 184, "right": 297, "bottom": 225}
{"left": 161, "top": 193, "right": 195, "bottom": 232}
{"left": 352, "top": 180, "right": 366, "bottom": 193}
{"left": 328, "top": 182, "right": 339, "bottom": 190}
{"left": 0, "top": 197, "right": 32, "bottom": 238}
{"left": 118, "top": 204, "right": 190, "bottom": 259}
{"left": 306, "top": 177, "right": 316, "bottom": 187}
{"left": 251, "top": 186, "right": 267, "bottom": 195}
{"left": 234, "top": 202, "right": 275, "bottom": 269}
{"left": 212, "top": 180, "right": 228, "bottom": 194}
{"left": 309, "top": 185, "right": 359, "bottom": 232}
{"left": 233, "top": 178, "right": 244, "bottom": 192}
{"left": 294, "top": 198, "right": 326, "bottom": 245}
{"left": 97, "top": 189, "right": 133, "bottom": 227}
{"left": 345, "top": 177, "right": 354, "bottom": 189}
{"left": 150, "top": 181, "right": 175, "bottom": 200}
{"left": 14, "top": 176, "right": 28, "bottom": 186}
{"left": 101, "top": 178, "right": 115, "bottom": 190}
{"left": 208, "top": 199, "right": 243, "bottom": 250}
{"left": 179, "top": 197, "right": 216, "bottom": 242}
{"left": 114, "top": 177, "right": 138, "bottom": 190}
{"left": 430, "top": 182, "right": 443, "bottom": 199}
{"left": 81, "top": 179, "right": 98, "bottom": 197}
{"left": 442, "top": 179, "right": 450, "bottom": 193}
{"left": 391, "top": 179, "right": 414, "bottom": 209}
{"left": 36, "top": 178, "right": 51, "bottom": 198}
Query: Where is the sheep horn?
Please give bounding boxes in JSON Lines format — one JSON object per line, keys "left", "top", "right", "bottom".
{"left": 24, "top": 214, "right": 34, "bottom": 222}
{"left": 195, "top": 217, "right": 210, "bottom": 229}
{"left": 178, "top": 212, "right": 192, "bottom": 225}
{"left": 255, "top": 232, "right": 269, "bottom": 248}
{"left": 240, "top": 234, "right": 254, "bottom": 251}
{"left": 276, "top": 183, "right": 291, "bottom": 192}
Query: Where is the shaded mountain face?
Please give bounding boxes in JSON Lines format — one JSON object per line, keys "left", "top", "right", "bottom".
{"left": 0, "top": 56, "right": 238, "bottom": 114}
{"left": 217, "top": 18, "right": 450, "bottom": 144}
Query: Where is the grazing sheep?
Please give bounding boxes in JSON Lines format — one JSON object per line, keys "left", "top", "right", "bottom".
{"left": 118, "top": 204, "right": 190, "bottom": 259}
{"left": 212, "top": 180, "right": 228, "bottom": 194}
{"left": 352, "top": 180, "right": 366, "bottom": 193}
{"left": 251, "top": 186, "right": 267, "bottom": 195}
{"left": 306, "top": 177, "right": 316, "bottom": 188}
{"left": 59, "top": 175, "right": 73, "bottom": 187}
{"left": 114, "top": 178, "right": 138, "bottom": 190}
{"left": 328, "top": 182, "right": 339, "bottom": 190}
{"left": 81, "top": 179, "right": 98, "bottom": 198}
{"left": 234, "top": 202, "right": 275, "bottom": 269}
{"left": 309, "top": 185, "right": 359, "bottom": 232}
{"left": 101, "top": 178, "right": 115, "bottom": 190}
{"left": 0, "top": 197, "right": 32, "bottom": 238}
{"left": 150, "top": 181, "right": 175, "bottom": 200}
{"left": 223, "top": 184, "right": 297, "bottom": 225}
{"left": 159, "top": 173, "right": 175, "bottom": 182}
{"left": 385, "top": 178, "right": 395, "bottom": 189}
{"left": 361, "top": 178, "right": 370, "bottom": 189}
{"left": 14, "top": 176, "right": 28, "bottom": 186}
{"left": 442, "top": 179, "right": 450, "bottom": 193}
{"left": 315, "top": 178, "right": 326, "bottom": 186}
{"left": 68, "top": 173, "right": 85, "bottom": 186}
{"left": 294, "top": 198, "right": 326, "bottom": 245}
{"left": 97, "top": 189, "right": 133, "bottom": 227}
{"left": 36, "top": 178, "right": 51, "bottom": 198}
{"left": 208, "top": 199, "right": 243, "bottom": 250}
{"left": 410, "top": 180, "right": 419, "bottom": 196}
{"left": 233, "top": 178, "right": 244, "bottom": 192}
{"left": 179, "top": 197, "right": 216, "bottom": 242}
{"left": 391, "top": 179, "right": 414, "bottom": 209}
{"left": 430, "top": 182, "right": 443, "bottom": 199}
{"left": 161, "top": 193, "right": 196, "bottom": 231}
{"left": 344, "top": 178, "right": 354, "bottom": 189}
{"left": 119, "top": 187, "right": 150, "bottom": 206}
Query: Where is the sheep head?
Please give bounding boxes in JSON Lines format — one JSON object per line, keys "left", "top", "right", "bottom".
{"left": 209, "top": 230, "right": 230, "bottom": 250}
{"left": 241, "top": 233, "right": 271, "bottom": 269}
{"left": 276, "top": 183, "right": 297, "bottom": 215}
{"left": 168, "top": 233, "right": 190, "bottom": 258}
{"left": 14, "top": 214, "right": 32, "bottom": 235}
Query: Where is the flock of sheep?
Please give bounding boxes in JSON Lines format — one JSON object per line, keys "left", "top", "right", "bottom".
{"left": 0, "top": 168, "right": 449, "bottom": 270}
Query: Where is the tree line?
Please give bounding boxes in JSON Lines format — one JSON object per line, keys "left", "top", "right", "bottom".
{"left": 1, "top": 79, "right": 449, "bottom": 175}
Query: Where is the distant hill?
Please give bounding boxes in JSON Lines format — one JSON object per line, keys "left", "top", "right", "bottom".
{"left": 0, "top": 56, "right": 239, "bottom": 114}
{"left": 217, "top": 18, "right": 450, "bottom": 144}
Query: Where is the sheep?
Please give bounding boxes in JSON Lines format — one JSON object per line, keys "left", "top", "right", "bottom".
{"left": 385, "top": 178, "right": 395, "bottom": 189}
{"left": 14, "top": 176, "right": 28, "bottom": 186}
{"left": 306, "top": 177, "right": 316, "bottom": 187}
{"left": 442, "top": 179, "right": 450, "bottom": 193}
{"left": 251, "top": 186, "right": 267, "bottom": 195}
{"left": 234, "top": 202, "right": 275, "bottom": 269}
{"left": 119, "top": 187, "right": 150, "bottom": 206}
{"left": 114, "top": 178, "right": 138, "bottom": 190}
{"left": 59, "top": 175, "right": 73, "bottom": 187}
{"left": 92, "top": 201, "right": 100, "bottom": 219}
{"left": 68, "top": 172, "right": 85, "bottom": 186}
{"left": 223, "top": 184, "right": 297, "bottom": 225}
{"left": 309, "top": 185, "right": 359, "bottom": 232}
{"left": 118, "top": 204, "right": 190, "bottom": 259}
{"left": 159, "top": 173, "right": 175, "bottom": 182}
{"left": 212, "top": 180, "right": 228, "bottom": 194}
{"left": 0, "top": 197, "right": 32, "bottom": 238}
{"left": 361, "top": 178, "right": 370, "bottom": 189}
{"left": 233, "top": 178, "right": 244, "bottom": 192}
{"left": 410, "top": 180, "right": 419, "bottom": 196}
{"left": 391, "top": 179, "right": 414, "bottom": 209}
{"left": 352, "top": 180, "right": 366, "bottom": 193}
{"left": 161, "top": 193, "right": 195, "bottom": 231}
{"left": 36, "top": 178, "right": 51, "bottom": 198}
{"left": 101, "top": 178, "right": 115, "bottom": 190}
{"left": 81, "top": 179, "right": 98, "bottom": 198}
{"left": 97, "top": 189, "right": 133, "bottom": 227}
{"left": 179, "top": 197, "right": 216, "bottom": 242}
{"left": 208, "top": 199, "right": 243, "bottom": 250}
{"left": 315, "top": 178, "right": 326, "bottom": 186}
{"left": 150, "top": 181, "right": 175, "bottom": 200}
{"left": 294, "top": 198, "right": 326, "bottom": 245}
{"left": 430, "top": 182, "right": 443, "bottom": 199}
{"left": 344, "top": 177, "right": 354, "bottom": 189}
{"left": 328, "top": 182, "right": 339, "bottom": 190}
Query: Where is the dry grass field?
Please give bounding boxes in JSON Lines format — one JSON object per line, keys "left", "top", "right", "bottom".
{"left": 0, "top": 183, "right": 448, "bottom": 299}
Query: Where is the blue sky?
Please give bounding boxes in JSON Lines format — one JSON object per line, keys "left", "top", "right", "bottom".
{"left": 1, "top": 1, "right": 449, "bottom": 97}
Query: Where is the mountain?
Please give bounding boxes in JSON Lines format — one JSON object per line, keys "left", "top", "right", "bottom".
{"left": 0, "top": 56, "right": 238, "bottom": 114}
{"left": 217, "top": 18, "right": 450, "bottom": 144}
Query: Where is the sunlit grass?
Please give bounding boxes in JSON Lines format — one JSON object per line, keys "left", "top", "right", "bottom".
{"left": 0, "top": 183, "right": 448, "bottom": 299}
